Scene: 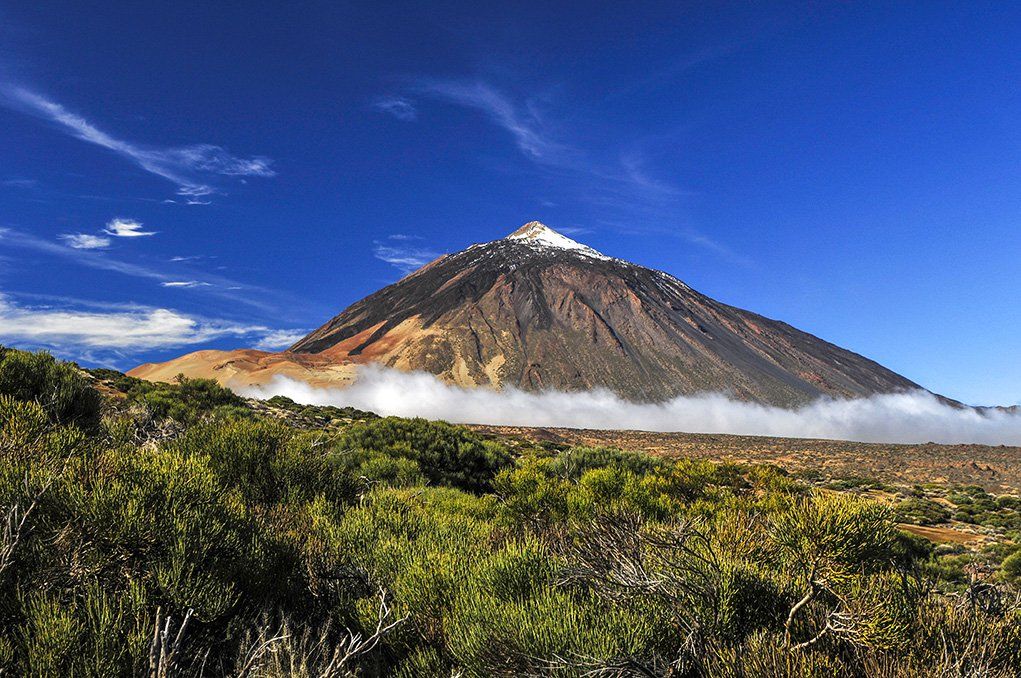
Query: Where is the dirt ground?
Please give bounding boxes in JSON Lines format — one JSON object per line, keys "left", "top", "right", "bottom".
{"left": 469, "top": 425, "right": 1021, "bottom": 494}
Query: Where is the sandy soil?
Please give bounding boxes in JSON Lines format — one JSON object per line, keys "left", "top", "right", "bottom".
{"left": 128, "top": 349, "right": 358, "bottom": 389}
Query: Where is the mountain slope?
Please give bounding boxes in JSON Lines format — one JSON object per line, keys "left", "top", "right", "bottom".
{"left": 131, "top": 222, "right": 920, "bottom": 406}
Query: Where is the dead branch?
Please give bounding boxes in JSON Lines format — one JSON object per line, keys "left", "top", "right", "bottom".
{"left": 237, "top": 587, "right": 407, "bottom": 678}
{"left": 148, "top": 607, "right": 194, "bottom": 678}
{"left": 321, "top": 587, "right": 407, "bottom": 675}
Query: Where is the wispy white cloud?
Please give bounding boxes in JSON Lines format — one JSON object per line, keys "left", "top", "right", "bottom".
{"left": 605, "top": 42, "right": 745, "bottom": 101}
{"left": 372, "top": 240, "right": 439, "bottom": 274}
{"left": 0, "top": 292, "right": 298, "bottom": 353}
{"left": 103, "top": 217, "right": 155, "bottom": 238}
{"left": 1, "top": 178, "right": 38, "bottom": 189}
{"left": 160, "top": 281, "right": 211, "bottom": 288}
{"left": 417, "top": 80, "right": 570, "bottom": 164}
{"left": 59, "top": 233, "right": 111, "bottom": 250}
{"left": 372, "top": 96, "right": 417, "bottom": 121}
{"left": 618, "top": 152, "right": 683, "bottom": 199}
{"left": 252, "top": 329, "right": 307, "bottom": 350}
{"left": 556, "top": 226, "right": 591, "bottom": 236}
{"left": 1, "top": 226, "right": 169, "bottom": 281}
{"left": 0, "top": 86, "right": 275, "bottom": 199}
{"left": 412, "top": 79, "right": 744, "bottom": 263}
{"left": 0, "top": 227, "right": 295, "bottom": 313}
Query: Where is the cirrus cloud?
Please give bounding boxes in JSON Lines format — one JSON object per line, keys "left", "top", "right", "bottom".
{"left": 372, "top": 96, "right": 417, "bottom": 121}
{"left": 103, "top": 218, "right": 156, "bottom": 238}
{"left": 160, "top": 281, "right": 211, "bottom": 288}
{"left": 372, "top": 237, "right": 439, "bottom": 274}
{"left": 0, "top": 86, "right": 275, "bottom": 200}
{"left": 59, "top": 233, "right": 111, "bottom": 250}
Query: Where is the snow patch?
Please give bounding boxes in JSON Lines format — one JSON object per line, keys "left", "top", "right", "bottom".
{"left": 505, "top": 221, "right": 610, "bottom": 260}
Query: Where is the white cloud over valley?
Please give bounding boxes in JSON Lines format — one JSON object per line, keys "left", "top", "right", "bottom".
{"left": 242, "top": 365, "right": 1021, "bottom": 446}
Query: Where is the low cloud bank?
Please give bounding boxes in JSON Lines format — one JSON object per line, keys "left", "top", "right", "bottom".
{"left": 240, "top": 365, "right": 1021, "bottom": 446}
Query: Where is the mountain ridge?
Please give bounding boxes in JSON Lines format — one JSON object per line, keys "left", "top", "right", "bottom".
{"left": 131, "top": 221, "right": 922, "bottom": 406}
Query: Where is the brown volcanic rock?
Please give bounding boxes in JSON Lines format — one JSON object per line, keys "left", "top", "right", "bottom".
{"left": 274, "top": 221, "right": 918, "bottom": 406}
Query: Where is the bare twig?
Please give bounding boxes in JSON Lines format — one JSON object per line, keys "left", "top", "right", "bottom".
{"left": 235, "top": 625, "right": 291, "bottom": 678}
{"left": 0, "top": 479, "right": 36, "bottom": 578}
{"left": 148, "top": 607, "right": 194, "bottom": 678}
{"left": 236, "top": 587, "right": 407, "bottom": 678}
{"left": 323, "top": 587, "right": 408, "bottom": 674}
{"left": 0, "top": 459, "right": 72, "bottom": 580}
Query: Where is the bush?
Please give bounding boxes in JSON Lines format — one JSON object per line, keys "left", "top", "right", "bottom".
{"left": 895, "top": 497, "right": 952, "bottom": 526}
{"left": 0, "top": 346, "right": 102, "bottom": 430}
{"left": 131, "top": 375, "right": 246, "bottom": 423}
{"left": 447, "top": 585, "right": 664, "bottom": 676}
{"left": 337, "top": 417, "right": 512, "bottom": 492}
{"left": 2, "top": 349, "right": 1020, "bottom": 675}
{"left": 544, "top": 446, "right": 667, "bottom": 479}
{"left": 264, "top": 394, "right": 377, "bottom": 424}
{"left": 1001, "top": 549, "right": 1021, "bottom": 580}
{"left": 171, "top": 420, "right": 357, "bottom": 505}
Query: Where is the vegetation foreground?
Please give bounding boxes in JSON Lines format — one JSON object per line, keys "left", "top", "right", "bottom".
{"left": 0, "top": 346, "right": 1019, "bottom": 677}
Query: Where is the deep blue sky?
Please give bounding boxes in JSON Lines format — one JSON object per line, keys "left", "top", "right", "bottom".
{"left": 0, "top": 1, "right": 1018, "bottom": 405}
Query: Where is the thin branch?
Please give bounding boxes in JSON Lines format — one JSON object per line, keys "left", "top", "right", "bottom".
{"left": 148, "top": 607, "right": 193, "bottom": 678}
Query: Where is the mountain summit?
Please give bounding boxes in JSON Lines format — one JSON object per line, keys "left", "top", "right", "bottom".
{"left": 131, "top": 221, "right": 919, "bottom": 406}
{"left": 503, "top": 221, "right": 609, "bottom": 259}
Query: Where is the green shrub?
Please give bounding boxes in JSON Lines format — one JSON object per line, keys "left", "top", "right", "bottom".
{"left": 447, "top": 585, "right": 665, "bottom": 677}
{"left": 264, "top": 394, "right": 377, "bottom": 423}
{"left": 1001, "top": 549, "right": 1021, "bottom": 580}
{"left": 170, "top": 419, "right": 357, "bottom": 506}
{"left": 392, "top": 647, "right": 449, "bottom": 678}
{"left": 770, "top": 493, "right": 898, "bottom": 577}
{"left": 1, "top": 349, "right": 1020, "bottom": 675}
{"left": 337, "top": 417, "right": 512, "bottom": 492}
{"left": 133, "top": 376, "right": 246, "bottom": 423}
{"left": 895, "top": 497, "right": 952, "bottom": 526}
{"left": 544, "top": 445, "right": 667, "bottom": 479}
{"left": 825, "top": 475, "right": 893, "bottom": 492}
{"left": 494, "top": 459, "right": 571, "bottom": 528}
{"left": 356, "top": 452, "right": 426, "bottom": 488}
{"left": 569, "top": 466, "right": 678, "bottom": 520}
{"left": 0, "top": 347, "right": 102, "bottom": 430}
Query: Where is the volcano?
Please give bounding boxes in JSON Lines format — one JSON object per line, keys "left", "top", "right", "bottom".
{"left": 130, "top": 222, "right": 920, "bottom": 406}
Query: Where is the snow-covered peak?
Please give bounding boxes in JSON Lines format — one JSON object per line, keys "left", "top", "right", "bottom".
{"left": 504, "top": 221, "right": 608, "bottom": 259}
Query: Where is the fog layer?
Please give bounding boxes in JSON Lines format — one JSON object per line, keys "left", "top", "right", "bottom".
{"left": 241, "top": 365, "right": 1021, "bottom": 445}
